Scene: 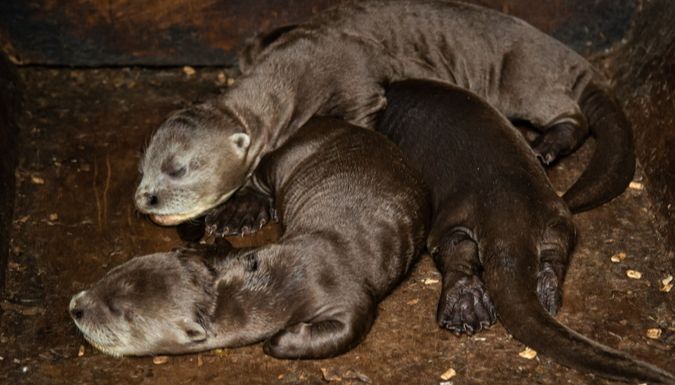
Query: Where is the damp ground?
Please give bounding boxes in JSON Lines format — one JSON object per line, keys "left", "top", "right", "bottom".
{"left": 0, "top": 67, "right": 672, "bottom": 385}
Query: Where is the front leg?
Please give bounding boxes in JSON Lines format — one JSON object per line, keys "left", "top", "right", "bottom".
{"left": 205, "top": 185, "right": 277, "bottom": 237}
{"left": 263, "top": 305, "right": 375, "bottom": 359}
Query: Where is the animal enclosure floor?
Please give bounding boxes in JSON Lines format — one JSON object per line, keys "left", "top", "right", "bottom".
{"left": 0, "top": 68, "right": 673, "bottom": 385}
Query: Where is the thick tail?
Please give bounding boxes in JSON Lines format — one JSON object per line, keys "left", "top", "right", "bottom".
{"left": 483, "top": 251, "right": 675, "bottom": 384}
{"left": 563, "top": 82, "right": 635, "bottom": 213}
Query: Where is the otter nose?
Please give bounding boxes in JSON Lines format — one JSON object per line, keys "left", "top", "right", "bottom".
{"left": 69, "top": 291, "right": 87, "bottom": 321}
{"left": 146, "top": 193, "right": 159, "bottom": 207}
{"left": 135, "top": 190, "right": 160, "bottom": 210}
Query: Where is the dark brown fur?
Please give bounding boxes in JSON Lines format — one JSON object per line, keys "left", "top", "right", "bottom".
{"left": 71, "top": 118, "right": 430, "bottom": 359}
{"left": 376, "top": 80, "right": 674, "bottom": 384}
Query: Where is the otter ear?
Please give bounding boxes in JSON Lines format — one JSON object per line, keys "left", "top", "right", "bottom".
{"left": 229, "top": 133, "right": 250, "bottom": 156}
{"left": 179, "top": 319, "right": 207, "bottom": 343}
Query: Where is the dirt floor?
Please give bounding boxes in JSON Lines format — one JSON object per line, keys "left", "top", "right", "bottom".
{"left": 0, "top": 67, "right": 673, "bottom": 385}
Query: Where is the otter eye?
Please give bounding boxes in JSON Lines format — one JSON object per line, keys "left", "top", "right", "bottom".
{"left": 167, "top": 166, "right": 186, "bottom": 179}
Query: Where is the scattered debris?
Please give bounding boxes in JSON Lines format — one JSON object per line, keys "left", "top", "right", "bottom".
{"left": 216, "top": 72, "right": 227, "bottom": 85}
{"left": 646, "top": 328, "right": 662, "bottom": 339}
{"left": 321, "top": 367, "right": 371, "bottom": 383}
{"left": 182, "top": 66, "right": 196, "bottom": 77}
{"left": 227, "top": 78, "right": 235, "bottom": 86}
{"left": 321, "top": 367, "right": 342, "bottom": 382}
{"left": 518, "top": 347, "right": 537, "bottom": 360}
{"left": 628, "top": 181, "right": 644, "bottom": 190}
{"left": 406, "top": 298, "right": 420, "bottom": 305}
{"left": 661, "top": 275, "right": 673, "bottom": 292}
{"left": 15, "top": 215, "right": 31, "bottom": 224}
{"left": 626, "top": 270, "right": 642, "bottom": 279}
{"left": 152, "top": 355, "right": 169, "bottom": 365}
{"left": 440, "top": 382, "right": 453, "bottom": 385}
{"left": 610, "top": 252, "right": 627, "bottom": 263}
{"left": 422, "top": 278, "right": 440, "bottom": 285}
{"left": 77, "top": 345, "right": 85, "bottom": 357}
{"left": 48, "top": 213, "right": 59, "bottom": 222}
{"left": 440, "top": 367, "right": 456, "bottom": 380}
{"left": 30, "top": 175, "right": 45, "bottom": 185}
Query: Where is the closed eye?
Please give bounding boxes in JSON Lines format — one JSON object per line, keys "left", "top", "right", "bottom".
{"left": 167, "top": 166, "right": 186, "bottom": 179}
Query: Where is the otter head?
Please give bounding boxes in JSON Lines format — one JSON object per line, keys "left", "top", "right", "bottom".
{"left": 135, "top": 103, "right": 252, "bottom": 226}
{"left": 69, "top": 250, "right": 218, "bottom": 356}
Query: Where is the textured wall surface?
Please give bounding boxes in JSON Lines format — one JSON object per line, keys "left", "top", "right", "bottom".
{"left": 610, "top": 0, "right": 675, "bottom": 252}
{"left": 0, "top": 0, "right": 634, "bottom": 66}
{"left": 0, "top": 51, "right": 19, "bottom": 294}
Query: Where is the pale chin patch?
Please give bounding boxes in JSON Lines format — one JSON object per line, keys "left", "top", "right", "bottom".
{"left": 149, "top": 188, "right": 240, "bottom": 226}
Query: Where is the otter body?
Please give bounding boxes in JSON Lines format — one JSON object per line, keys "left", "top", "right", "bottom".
{"left": 71, "top": 118, "right": 429, "bottom": 359}
{"left": 135, "top": 1, "right": 633, "bottom": 225}
{"left": 376, "top": 80, "right": 674, "bottom": 384}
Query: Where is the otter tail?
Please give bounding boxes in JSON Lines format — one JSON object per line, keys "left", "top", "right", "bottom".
{"left": 483, "top": 249, "right": 675, "bottom": 384}
{"left": 563, "top": 82, "right": 635, "bottom": 213}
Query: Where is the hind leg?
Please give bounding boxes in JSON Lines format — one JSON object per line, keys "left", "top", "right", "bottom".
{"left": 537, "top": 216, "right": 576, "bottom": 315}
{"left": 433, "top": 230, "right": 496, "bottom": 335}
{"left": 263, "top": 305, "right": 375, "bottom": 359}
{"left": 531, "top": 121, "right": 589, "bottom": 165}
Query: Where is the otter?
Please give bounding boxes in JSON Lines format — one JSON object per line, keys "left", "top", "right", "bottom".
{"left": 373, "top": 80, "right": 674, "bottom": 384}
{"left": 70, "top": 117, "right": 430, "bottom": 358}
{"left": 136, "top": 0, "right": 633, "bottom": 228}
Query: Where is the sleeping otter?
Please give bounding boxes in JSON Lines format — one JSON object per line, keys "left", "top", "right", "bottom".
{"left": 71, "top": 117, "right": 429, "bottom": 358}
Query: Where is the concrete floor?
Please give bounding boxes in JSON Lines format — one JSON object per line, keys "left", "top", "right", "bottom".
{"left": 0, "top": 67, "right": 672, "bottom": 385}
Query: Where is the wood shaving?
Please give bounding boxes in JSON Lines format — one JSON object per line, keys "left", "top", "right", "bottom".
{"left": 31, "top": 175, "right": 45, "bottom": 185}
{"left": 661, "top": 275, "right": 673, "bottom": 292}
{"left": 626, "top": 270, "right": 642, "bottom": 279}
{"left": 628, "top": 181, "right": 644, "bottom": 190}
{"left": 77, "top": 345, "right": 85, "bottom": 357}
{"left": 422, "top": 278, "right": 440, "bottom": 285}
{"left": 646, "top": 328, "right": 662, "bottom": 339}
{"left": 610, "top": 252, "right": 626, "bottom": 263}
{"left": 182, "top": 66, "right": 196, "bottom": 76}
{"left": 440, "top": 368, "right": 456, "bottom": 380}
{"left": 406, "top": 299, "right": 420, "bottom": 305}
{"left": 518, "top": 347, "right": 537, "bottom": 359}
{"left": 152, "top": 355, "right": 169, "bottom": 365}
{"left": 48, "top": 213, "right": 59, "bottom": 221}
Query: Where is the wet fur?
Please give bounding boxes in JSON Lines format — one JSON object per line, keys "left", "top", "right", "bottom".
{"left": 376, "top": 80, "right": 674, "bottom": 384}
{"left": 72, "top": 118, "right": 430, "bottom": 358}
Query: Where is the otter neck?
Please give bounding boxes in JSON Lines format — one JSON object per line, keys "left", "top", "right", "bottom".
{"left": 208, "top": 244, "right": 307, "bottom": 347}
{"left": 219, "top": 63, "right": 328, "bottom": 159}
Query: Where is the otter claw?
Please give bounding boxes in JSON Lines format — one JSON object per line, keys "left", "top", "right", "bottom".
{"left": 205, "top": 188, "right": 276, "bottom": 237}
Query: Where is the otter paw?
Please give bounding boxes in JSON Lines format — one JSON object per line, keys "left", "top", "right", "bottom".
{"left": 437, "top": 275, "right": 496, "bottom": 335}
{"left": 536, "top": 263, "right": 563, "bottom": 316}
{"left": 531, "top": 134, "right": 564, "bottom": 166}
{"left": 205, "top": 189, "right": 277, "bottom": 237}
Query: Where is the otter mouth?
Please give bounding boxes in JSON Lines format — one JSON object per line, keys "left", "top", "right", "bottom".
{"left": 83, "top": 335, "right": 123, "bottom": 358}
{"left": 149, "top": 213, "right": 195, "bottom": 226}
{"left": 148, "top": 188, "right": 241, "bottom": 226}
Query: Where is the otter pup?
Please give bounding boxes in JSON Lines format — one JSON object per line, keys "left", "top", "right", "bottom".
{"left": 136, "top": 1, "right": 633, "bottom": 228}
{"left": 70, "top": 118, "right": 430, "bottom": 358}
{"left": 375, "top": 80, "right": 674, "bottom": 384}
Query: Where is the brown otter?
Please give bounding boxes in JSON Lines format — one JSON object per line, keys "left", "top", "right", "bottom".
{"left": 70, "top": 117, "right": 430, "bottom": 358}
{"left": 374, "top": 80, "right": 674, "bottom": 384}
{"left": 135, "top": 0, "right": 633, "bottom": 227}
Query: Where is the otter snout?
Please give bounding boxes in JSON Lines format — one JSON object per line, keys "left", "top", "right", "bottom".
{"left": 69, "top": 290, "right": 94, "bottom": 323}
{"left": 135, "top": 189, "right": 160, "bottom": 212}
